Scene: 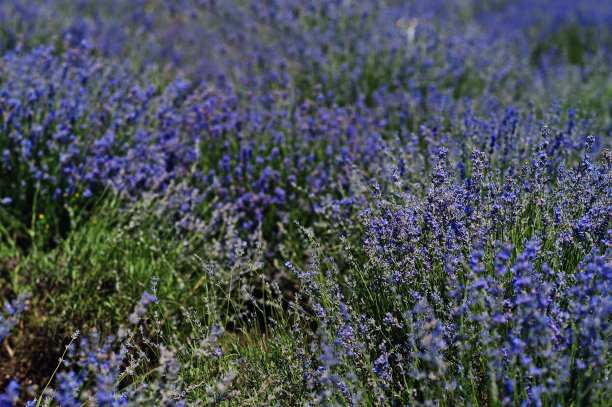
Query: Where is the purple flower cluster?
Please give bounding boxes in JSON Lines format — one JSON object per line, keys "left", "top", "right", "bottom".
{"left": 285, "top": 137, "right": 612, "bottom": 405}
{"left": 0, "top": 292, "right": 30, "bottom": 345}
{"left": 128, "top": 291, "right": 157, "bottom": 324}
{"left": 0, "top": 381, "right": 19, "bottom": 407}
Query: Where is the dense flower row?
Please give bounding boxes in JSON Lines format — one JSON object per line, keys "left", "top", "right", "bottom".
{"left": 0, "top": 38, "right": 607, "bottom": 244}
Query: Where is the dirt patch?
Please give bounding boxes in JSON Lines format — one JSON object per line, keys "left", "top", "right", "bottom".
{"left": 0, "top": 331, "right": 62, "bottom": 396}
{"left": 0, "top": 256, "right": 61, "bottom": 395}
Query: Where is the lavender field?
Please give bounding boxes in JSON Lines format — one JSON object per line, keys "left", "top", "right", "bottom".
{"left": 0, "top": 0, "right": 611, "bottom": 405}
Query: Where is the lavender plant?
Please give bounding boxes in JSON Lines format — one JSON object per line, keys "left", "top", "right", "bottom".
{"left": 281, "top": 132, "right": 612, "bottom": 405}
{"left": 0, "top": 0, "right": 611, "bottom": 406}
{"left": 0, "top": 292, "right": 30, "bottom": 345}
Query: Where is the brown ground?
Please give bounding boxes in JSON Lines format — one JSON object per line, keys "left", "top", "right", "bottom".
{"left": 0, "top": 257, "right": 62, "bottom": 397}
{"left": 0, "top": 325, "right": 62, "bottom": 395}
